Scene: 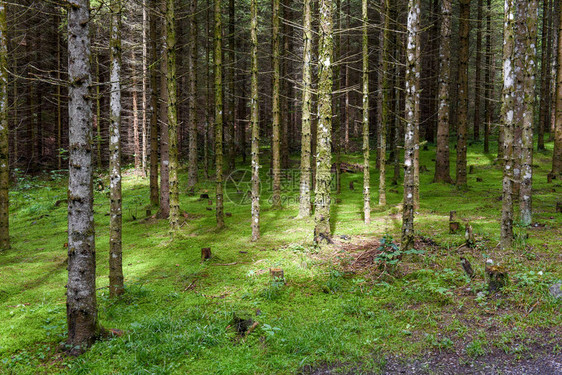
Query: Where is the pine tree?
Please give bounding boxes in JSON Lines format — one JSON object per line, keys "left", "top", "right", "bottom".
{"left": 66, "top": 0, "right": 101, "bottom": 354}
{"left": 298, "top": 0, "right": 313, "bottom": 218}
{"left": 187, "top": 0, "right": 198, "bottom": 189}
{"left": 109, "top": 0, "right": 124, "bottom": 297}
{"left": 0, "top": 0, "right": 9, "bottom": 250}
{"left": 215, "top": 0, "right": 225, "bottom": 228}
{"left": 314, "top": 0, "right": 334, "bottom": 243}
{"left": 456, "top": 0, "right": 471, "bottom": 187}
{"left": 250, "top": 0, "right": 260, "bottom": 241}
{"left": 271, "top": 0, "right": 281, "bottom": 208}
{"left": 401, "top": 0, "right": 420, "bottom": 252}
{"left": 361, "top": 0, "right": 370, "bottom": 224}
{"left": 167, "top": 0, "right": 179, "bottom": 230}
{"left": 552, "top": 3, "right": 562, "bottom": 176}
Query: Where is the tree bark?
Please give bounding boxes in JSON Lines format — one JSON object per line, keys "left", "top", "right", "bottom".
{"left": 483, "top": 0, "right": 493, "bottom": 154}
{"left": 250, "top": 0, "right": 260, "bottom": 241}
{"left": 109, "top": 0, "right": 124, "bottom": 297}
{"left": 456, "top": 0, "right": 471, "bottom": 187}
{"left": 271, "top": 0, "right": 281, "bottom": 208}
{"left": 149, "top": 0, "right": 159, "bottom": 207}
{"left": 314, "top": 0, "right": 333, "bottom": 243}
{"left": 0, "top": 0, "right": 9, "bottom": 249}
{"left": 537, "top": 0, "right": 552, "bottom": 151}
{"left": 66, "top": 0, "right": 101, "bottom": 353}
{"left": 187, "top": 0, "right": 198, "bottom": 189}
{"left": 298, "top": 0, "right": 313, "bottom": 218}
{"left": 215, "top": 0, "right": 225, "bottom": 228}
{"left": 379, "top": 0, "right": 391, "bottom": 206}
{"left": 473, "top": 0, "right": 483, "bottom": 141}
{"left": 401, "top": 0, "right": 420, "bottom": 252}
{"left": 362, "top": 0, "right": 370, "bottom": 224}
{"left": 500, "top": 0, "right": 516, "bottom": 250}
{"left": 434, "top": 0, "right": 453, "bottom": 183}
{"left": 167, "top": 0, "right": 179, "bottom": 230}
{"left": 552, "top": 2, "right": 562, "bottom": 175}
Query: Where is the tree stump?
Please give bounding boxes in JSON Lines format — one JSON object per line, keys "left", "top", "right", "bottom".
{"left": 465, "top": 223, "right": 475, "bottom": 247}
{"left": 556, "top": 202, "right": 562, "bottom": 213}
{"left": 476, "top": 177, "right": 483, "bottom": 182}
{"left": 270, "top": 268, "right": 285, "bottom": 283}
{"left": 201, "top": 247, "right": 212, "bottom": 260}
{"left": 449, "top": 211, "right": 460, "bottom": 233}
{"left": 200, "top": 193, "right": 210, "bottom": 199}
{"left": 146, "top": 209, "right": 152, "bottom": 217}
{"left": 485, "top": 265, "right": 509, "bottom": 292}
{"left": 208, "top": 199, "right": 213, "bottom": 205}
{"left": 460, "top": 257, "right": 474, "bottom": 279}
{"left": 225, "top": 212, "right": 232, "bottom": 217}
{"left": 469, "top": 165, "right": 474, "bottom": 174}
{"left": 349, "top": 181, "right": 354, "bottom": 190}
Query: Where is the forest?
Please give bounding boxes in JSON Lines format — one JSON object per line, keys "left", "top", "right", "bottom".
{"left": 0, "top": 0, "right": 561, "bottom": 373}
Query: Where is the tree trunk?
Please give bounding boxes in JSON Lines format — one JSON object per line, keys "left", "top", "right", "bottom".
{"left": 456, "top": 0, "right": 471, "bottom": 187}
{"left": 109, "top": 0, "right": 124, "bottom": 297}
{"left": 215, "top": 0, "right": 225, "bottom": 228}
{"left": 132, "top": 48, "right": 141, "bottom": 176}
{"left": 167, "top": 0, "right": 179, "bottom": 230}
{"left": 434, "top": 0, "right": 453, "bottom": 183}
{"left": 187, "top": 0, "right": 198, "bottom": 189}
{"left": 401, "top": 0, "right": 420, "bottom": 252}
{"left": 159, "top": 0, "right": 170, "bottom": 220}
{"left": 379, "top": 0, "right": 391, "bottom": 206}
{"left": 483, "top": 0, "right": 493, "bottom": 154}
{"left": 552, "top": 1, "right": 562, "bottom": 175}
{"left": 271, "top": 0, "right": 281, "bottom": 208}
{"left": 500, "top": 0, "right": 516, "bottom": 250}
{"left": 298, "top": 0, "right": 313, "bottom": 218}
{"left": 538, "top": 0, "right": 552, "bottom": 151}
{"left": 250, "top": 0, "right": 260, "bottom": 241}
{"left": 149, "top": 0, "right": 159, "bottom": 207}
{"left": 0, "top": 1, "right": 9, "bottom": 249}
{"left": 141, "top": 0, "right": 148, "bottom": 175}
{"left": 473, "top": 0, "right": 483, "bottom": 141}
{"left": 362, "top": 0, "right": 370, "bottom": 224}
{"left": 66, "top": 0, "right": 100, "bottom": 353}
{"left": 518, "top": 0, "right": 538, "bottom": 226}
{"left": 227, "top": 0, "right": 235, "bottom": 171}
{"left": 314, "top": 0, "right": 333, "bottom": 243}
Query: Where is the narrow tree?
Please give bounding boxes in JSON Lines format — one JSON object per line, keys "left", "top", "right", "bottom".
{"left": 537, "top": 0, "right": 552, "bottom": 151}
{"left": 167, "top": 0, "right": 179, "bottom": 229}
{"left": 473, "top": 0, "right": 483, "bottom": 140}
{"left": 550, "top": 0, "right": 562, "bottom": 177}
{"left": 314, "top": 0, "right": 334, "bottom": 243}
{"left": 159, "top": 0, "right": 170, "bottom": 219}
{"left": 518, "top": 0, "right": 538, "bottom": 226}
{"left": 149, "top": 0, "right": 159, "bottom": 207}
{"left": 271, "top": 0, "right": 281, "bottom": 208}
{"left": 0, "top": 0, "right": 9, "bottom": 250}
{"left": 500, "top": 0, "right": 516, "bottom": 250}
{"left": 187, "top": 0, "right": 198, "bottom": 189}
{"left": 298, "top": 0, "right": 312, "bottom": 218}
{"left": 250, "top": 0, "right": 260, "bottom": 241}
{"left": 456, "top": 0, "right": 471, "bottom": 187}
{"left": 434, "top": 0, "right": 453, "bottom": 183}
{"left": 483, "top": 0, "right": 493, "bottom": 154}
{"left": 66, "top": 0, "right": 101, "bottom": 353}
{"left": 379, "top": 0, "right": 391, "bottom": 206}
{"left": 109, "top": 0, "right": 124, "bottom": 297}
{"left": 401, "top": 0, "right": 420, "bottom": 252}
{"left": 215, "top": 0, "right": 225, "bottom": 228}
{"left": 141, "top": 0, "right": 148, "bottom": 174}
{"left": 132, "top": 49, "right": 141, "bottom": 175}
{"left": 362, "top": 0, "right": 370, "bottom": 224}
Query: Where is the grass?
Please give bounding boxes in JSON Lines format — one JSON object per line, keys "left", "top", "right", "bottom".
{"left": 0, "top": 139, "right": 561, "bottom": 374}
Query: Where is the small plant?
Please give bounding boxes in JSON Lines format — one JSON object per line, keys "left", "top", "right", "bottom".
{"left": 375, "top": 235, "right": 425, "bottom": 272}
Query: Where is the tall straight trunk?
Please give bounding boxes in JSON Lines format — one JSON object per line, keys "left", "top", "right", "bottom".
{"left": 518, "top": 0, "right": 538, "bottom": 226}
{"left": 141, "top": 0, "right": 148, "bottom": 175}
{"left": 132, "top": 49, "right": 141, "bottom": 175}
{"left": 314, "top": 0, "right": 333, "bottom": 243}
{"left": 500, "top": 0, "right": 516, "bottom": 250}
{"left": 473, "top": 0, "right": 483, "bottom": 140}
{"left": 298, "top": 0, "right": 313, "bottom": 218}
{"left": 167, "top": 0, "right": 179, "bottom": 230}
{"left": 0, "top": 0, "right": 9, "bottom": 250}
{"left": 537, "top": 0, "right": 552, "bottom": 151}
{"left": 227, "top": 0, "right": 235, "bottom": 171}
{"left": 456, "top": 0, "right": 471, "bottom": 187}
{"left": 401, "top": 0, "right": 420, "bottom": 252}
{"left": 204, "top": 0, "right": 211, "bottom": 179}
{"left": 95, "top": 54, "right": 102, "bottom": 170}
{"left": 552, "top": 3, "right": 562, "bottom": 176}
{"left": 56, "top": 11, "right": 62, "bottom": 170}
{"left": 109, "top": 0, "right": 123, "bottom": 297}
{"left": 159, "top": 0, "right": 170, "bottom": 219}
{"left": 391, "top": 42, "right": 402, "bottom": 185}
{"left": 434, "top": 0, "right": 453, "bottom": 183}
{"left": 549, "top": 0, "right": 560, "bottom": 141}
{"left": 344, "top": 0, "right": 350, "bottom": 153}
{"left": 483, "top": 0, "right": 493, "bottom": 154}
{"left": 379, "top": 0, "right": 392, "bottom": 206}
{"left": 66, "top": 0, "right": 100, "bottom": 353}
{"left": 187, "top": 0, "right": 198, "bottom": 189}
{"left": 361, "top": 0, "right": 370, "bottom": 224}
{"left": 250, "top": 0, "right": 260, "bottom": 241}
{"left": 333, "top": 0, "right": 341, "bottom": 194}
{"left": 149, "top": 0, "right": 159, "bottom": 207}
{"left": 271, "top": 0, "right": 281, "bottom": 208}
{"left": 215, "top": 0, "right": 225, "bottom": 228}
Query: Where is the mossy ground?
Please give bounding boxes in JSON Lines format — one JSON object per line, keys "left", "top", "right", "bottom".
{"left": 0, "top": 139, "right": 561, "bottom": 374}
